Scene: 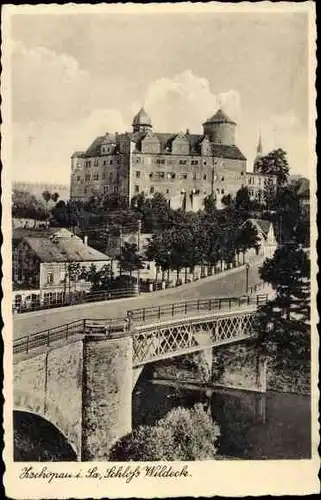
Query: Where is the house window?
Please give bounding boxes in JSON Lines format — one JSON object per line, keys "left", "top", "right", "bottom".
{"left": 135, "top": 185, "right": 140, "bottom": 193}
{"left": 103, "top": 160, "right": 107, "bottom": 166}
{"left": 156, "top": 158, "right": 165, "bottom": 164}
{"left": 221, "top": 189, "right": 225, "bottom": 194}
{"left": 179, "top": 160, "right": 187, "bottom": 165}
{"left": 14, "top": 295, "right": 22, "bottom": 308}
{"left": 47, "top": 271, "right": 54, "bottom": 284}
{"left": 241, "top": 171, "right": 244, "bottom": 176}
{"left": 178, "top": 173, "right": 187, "bottom": 179}
{"left": 93, "top": 174, "right": 99, "bottom": 180}
{"left": 104, "top": 185, "right": 109, "bottom": 194}
{"left": 149, "top": 173, "right": 153, "bottom": 179}
{"left": 94, "top": 160, "right": 99, "bottom": 166}
{"left": 221, "top": 177, "right": 225, "bottom": 181}
{"left": 76, "top": 176, "right": 81, "bottom": 181}
{"left": 203, "top": 174, "right": 207, "bottom": 180}
{"left": 136, "top": 157, "right": 141, "bottom": 163}
{"left": 167, "top": 172, "right": 175, "bottom": 179}
{"left": 113, "top": 186, "right": 118, "bottom": 194}
{"left": 191, "top": 160, "right": 198, "bottom": 165}
{"left": 109, "top": 172, "right": 113, "bottom": 180}
{"left": 155, "top": 172, "right": 165, "bottom": 180}
{"left": 102, "top": 173, "right": 106, "bottom": 179}
{"left": 166, "top": 189, "right": 170, "bottom": 194}
{"left": 84, "top": 187, "right": 88, "bottom": 194}
{"left": 110, "top": 159, "right": 113, "bottom": 165}
{"left": 203, "top": 161, "right": 207, "bottom": 165}
{"left": 136, "top": 171, "right": 141, "bottom": 178}
{"left": 150, "top": 186, "right": 155, "bottom": 194}
{"left": 85, "top": 174, "right": 90, "bottom": 181}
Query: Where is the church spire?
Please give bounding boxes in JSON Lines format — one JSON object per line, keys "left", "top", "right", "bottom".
{"left": 253, "top": 131, "right": 263, "bottom": 171}
{"left": 257, "top": 131, "right": 263, "bottom": 155}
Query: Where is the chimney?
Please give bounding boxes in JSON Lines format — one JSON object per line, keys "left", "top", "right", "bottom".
{"left": 84, "top": 235, "right": 88, "bottom": 246}
{"left": 186, "top": 128, "right": 190, "bottom": 135}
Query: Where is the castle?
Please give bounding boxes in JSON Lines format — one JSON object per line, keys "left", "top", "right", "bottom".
{"left": 70, "top": 107, "right": 276, "bottom": 211}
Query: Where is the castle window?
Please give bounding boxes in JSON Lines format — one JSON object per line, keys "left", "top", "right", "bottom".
{"left": 135, "top": 185, "right": 139, "bottom": 193}
{"left": 47, "top": 271, "right": 54, "bottom": 284}
{"left": 178, "top": 173, "right": 187, "bottom": 179}
{"left": 150, "top": 186, "right": 155, "bottom": 194}
{"left": 136, "top": 171, "right": 141, "bottom": 178}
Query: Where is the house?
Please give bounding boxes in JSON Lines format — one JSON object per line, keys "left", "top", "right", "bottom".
{"left": 243, "top": 219, "right": 277, "bottom": 258}
{"left": 12, "top": 228, "right": 110, "bottom": 310}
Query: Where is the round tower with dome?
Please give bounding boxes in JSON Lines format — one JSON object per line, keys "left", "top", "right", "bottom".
{"left": 132, "top": 107, "right": 153, "bottom": 133}
{"left": 202, "top": 108, "right": 236, "bottom": 146}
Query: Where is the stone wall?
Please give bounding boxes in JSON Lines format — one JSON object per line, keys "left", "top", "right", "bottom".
{"left": 14, "top": 340, "right": 84, "bottom": 457}
{"left": 81, "top": 335, "right": 132, "bottom": 460}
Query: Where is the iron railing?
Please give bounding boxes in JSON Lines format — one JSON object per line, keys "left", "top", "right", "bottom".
{"left": 13, "top": 318, "right": 128, "bottom": 355}
{"left": 127, "top": 292, "right": 269, "bottom": 324}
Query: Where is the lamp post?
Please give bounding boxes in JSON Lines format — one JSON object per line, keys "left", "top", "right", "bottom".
{"left": 245, "top": 263, "right": 250, "bottom": 294}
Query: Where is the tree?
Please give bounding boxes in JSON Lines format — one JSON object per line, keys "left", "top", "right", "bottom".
{"left": 12, "top": 190, "right": 47, "bottom": 220}
{"left": 235, "top": 186, "right": 252, "bottom": 213}
{"left": 109, "top": 403, "right": 220, "bottom": 461}
{"left": 256, "top": 243, "right": 310, "bottom": 371}
{"left": 254, "top": 148, "right": 289, "bottom": 185}
{"left": 118, "top": 242, "right": 144, "bottom": 281}
{"left": 42, "top": 190, "right": 52, "bottom": 214}
{"left": 235, "top": 221, "right": 260, "bottom": 264}
{"left": 51, "top": 192, "right": 60, "bottom": 203}
{"left": 203, "top": 194, "right": 217, "bottom": 214}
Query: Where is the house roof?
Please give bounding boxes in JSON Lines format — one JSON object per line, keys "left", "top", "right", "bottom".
{"left": 246, "top": 218, "right": 271, "bottom": 237}
{"left": 21, "top": 234, "right": 110, "bottom": 263}
{"left": 295, "top": 177, "right": 309, "bottom": 198}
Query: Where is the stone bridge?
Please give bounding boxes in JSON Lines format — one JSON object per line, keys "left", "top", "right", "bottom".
{"left": 13, "top": 295, "right": 269, "bottom": 461}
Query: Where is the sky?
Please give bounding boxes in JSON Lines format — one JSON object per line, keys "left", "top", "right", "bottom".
{"left": 9, "top": 7, "right": 311, "bottom": 184}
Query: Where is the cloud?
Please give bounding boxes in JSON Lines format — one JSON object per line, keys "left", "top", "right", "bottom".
{"left": 12, "top": 41, "right": 92, "bottom": 122}
{"left": 143, "top": 70, "right": 240, "bottom": 132}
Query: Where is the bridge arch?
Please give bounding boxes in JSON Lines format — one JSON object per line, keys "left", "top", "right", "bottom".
{"left": 13, "top": 389, "right": 79, "bottom": 459}
{"left": 13, "top": 410, "right": 77, "bottom": 461}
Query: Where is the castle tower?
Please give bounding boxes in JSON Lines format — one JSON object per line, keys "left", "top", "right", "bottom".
{"left": 202, "top": 109, "right": 236, "bottom": 146}
{"left": 132, "top": 107, "right": 153, "bottom": 133}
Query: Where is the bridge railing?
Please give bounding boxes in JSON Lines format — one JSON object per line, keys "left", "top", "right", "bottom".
{"left": 127, "top": 293, "right": 269, "bottom": 324}
{"left": 13, "top": 318, "right": 128, "bottom": 355}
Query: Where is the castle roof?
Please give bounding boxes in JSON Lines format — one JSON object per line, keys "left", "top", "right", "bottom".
{"left": 203, "top": 108, "right": 237, "bottom": 126}
{"left": 132, "top": 107, "right": 152, "bottom": 127}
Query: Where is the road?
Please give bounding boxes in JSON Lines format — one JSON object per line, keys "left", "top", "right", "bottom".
{"left": 13, "top": 261, "right": 264, "bottom": 339}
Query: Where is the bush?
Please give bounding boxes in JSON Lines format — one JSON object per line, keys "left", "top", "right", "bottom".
{"left": 109, "top": 403, "right": 220, "bottom": 461}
